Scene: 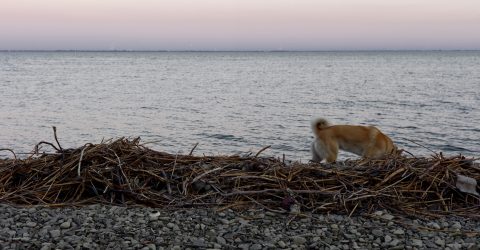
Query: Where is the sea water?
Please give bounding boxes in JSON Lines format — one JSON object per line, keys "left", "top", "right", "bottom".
{"left": 1, "top": 51, "right": 479, "bottom": 161}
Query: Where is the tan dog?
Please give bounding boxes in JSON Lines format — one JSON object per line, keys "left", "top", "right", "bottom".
{"left": 311, "top": 118, "right": 396, "bottom": 163}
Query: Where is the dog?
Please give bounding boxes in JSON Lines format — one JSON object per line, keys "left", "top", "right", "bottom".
{"left": 311, "top": 118, "right": 396, "bottom": 163}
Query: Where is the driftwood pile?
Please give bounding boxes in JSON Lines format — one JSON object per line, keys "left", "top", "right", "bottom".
{"left": 0, "top": 136, "right": 479, "bottom": 218}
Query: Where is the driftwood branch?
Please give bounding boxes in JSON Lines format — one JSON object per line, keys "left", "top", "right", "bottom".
{"left": 0, "top": 136, "right": 478, "bottom": 218}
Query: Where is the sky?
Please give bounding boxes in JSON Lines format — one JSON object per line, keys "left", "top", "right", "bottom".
{"left": 1, "top": 0, "right": 480, "bottom": 51}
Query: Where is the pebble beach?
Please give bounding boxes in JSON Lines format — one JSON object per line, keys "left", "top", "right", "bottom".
{"left": 1, "top": 204, "right": 478, "bottom": 250}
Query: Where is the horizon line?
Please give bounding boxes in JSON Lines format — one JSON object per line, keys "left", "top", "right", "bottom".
{"left": 1, "top": 49, "right": 480, "bottom": 53}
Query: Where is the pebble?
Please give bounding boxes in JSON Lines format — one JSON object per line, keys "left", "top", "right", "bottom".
{"left": 384, "top": 235, "right": 392, "bottom": 243}
{"left": 393, "top": 229, "right": 404, "bottom": 235}
{"left": 292, "top": 236, "right": 307, "bottom": 245}
{"left": 216, "top": 236, "right": 226, "bottom": 245}
{"left": 447, "top": 242, "right": 463, "bottom": 250}
{"left": 352, "top": 241, "right": 360, "bottom": 249}
{"left": 0, "top": 204, "right": 478, "bottom": 249}
{"left": 389, "top": 239, "right": 400, "bottom": 247}
{"left": 26, "top": 222, "right": 37, "bottom": 227}
{"left": 49, "top": 229, "right": 61, "bottom": 239}
{"left": 428, "top": 222, "right": 441, "bottom": 229}
{"left": 251, "top": 243, "right": 262, "bottom": 250}
{"left": 411, "top": 239, "right": 423, "bottom": 247}
{"left": 381, "top": 214, "right": 395, "bottom": 220}
{"left": 373, "top": 210, "right": 384, "bottom": 216}
{"left": 219, "top": 218, "right": 230, "bottom": 224}
{"left": 372, "top": 229, "right": 383, "bottom": 237}
{"left": 435, "top": 238, "right": 446, "bottom": 246}
{"left": 238, "top": 243, "right": 250, "bottom": 250}
{"left": 148, "top": 211, "right": 161, "bottom": 221}
{"left": 451, "top": 221, "right": 462, "bottom": 230}
{"left": 60, "top": 221, "right": 71, "bottom": 229}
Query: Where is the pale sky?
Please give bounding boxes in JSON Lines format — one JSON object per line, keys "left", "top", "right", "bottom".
{"left": 1, "top": 0, "right": 479, "bottom": 50}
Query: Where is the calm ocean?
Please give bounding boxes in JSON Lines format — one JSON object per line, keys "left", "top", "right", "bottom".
{"left": 1, "top": 51, "right": 479, "bottom": 161}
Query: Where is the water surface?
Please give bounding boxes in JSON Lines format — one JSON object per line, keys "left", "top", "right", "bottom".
{"left": 1, "top": 51, "right": 479, "bottom": 160}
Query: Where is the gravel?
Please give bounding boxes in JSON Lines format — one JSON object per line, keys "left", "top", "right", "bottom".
{"left": 0, "top": 203, "right": 479, "bottom": 249}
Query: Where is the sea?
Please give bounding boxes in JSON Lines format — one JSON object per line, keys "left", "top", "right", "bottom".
{"left": 0, "top": 51, "right": 479, "bottom": 161}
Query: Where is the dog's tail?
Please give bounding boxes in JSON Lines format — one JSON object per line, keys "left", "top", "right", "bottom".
{"left": 311, "top": 117, "right": 331, "bottom": 137}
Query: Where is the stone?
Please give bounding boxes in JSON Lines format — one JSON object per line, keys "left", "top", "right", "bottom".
{"left": 219, "top": 218, "right": 230, "bottom": 225}
{"left": 216, "top": 236, "right": 226, "bottom": 245}
{"left": 148, "top": 211, "right": 161, "bottom": 221}
{"left": 464, "top": 243, "right": 478, "bottom": 250}
{"left": 372, "top": 229, "right": 383, "bottom": 237}
{"left": 389, "top": 245, "right": 404, "bottom": 250}
{"left": 250, "top": 243, "right": 262, "bottom": 250}
{"left": 60, "top": 221, "right": 71, "bottom": 229}
{"left": 451, "top": 222, "right": 462, "bottom": 230}
{"left": 381, "top": 214, "right": 394, "bottom": 220}
{"left": 40, "top": 244, "right": 52, "bottom": 250}
{"left": 435, "top": 238, "right": 445, "bottom": 246}
{"left": 238, "top": 243, "right": 250, "bottom": 250}
{"left": 292, "top": 236, "right": 307, "bottom": 245}
{"left": 145, "top": 244, "right": 156, "bottom": 250}
{"left": 447, "top": 243, "right": 462, "bottom": 250}
{"left": 191, "top": 239, "right": 207, "bottom": 248}
{"left": 428, "top": 222, "right": 441, "bottom": 230}
{"left": 6, "top": 230, "right": 16, "bottom": 237}
{"left": 389, "top": 239, "right": 400, "bottom": 247}
{"left": 26, "top": 222, "right": 37, "bottom": 227}
{"left": 384, "top": 235, "right": 392, "bottom": 243}
{"left": 49, "top": 230, "right": 61, "bottom": 239}
{"left": 393, "top": 229, "right": 404, "bottom": 235}
{"left": 352, "top": 242, "right": 360, "bottom": 249}
{"left": 373, "top": 211, "right": 384, "bottom": 216}
{"left": 411, "top": 239, "right": 423, "bottom": 247}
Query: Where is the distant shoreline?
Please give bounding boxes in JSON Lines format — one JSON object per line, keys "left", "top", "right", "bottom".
{"left": 1, "top": 49, "right": 480, "bottom": 53}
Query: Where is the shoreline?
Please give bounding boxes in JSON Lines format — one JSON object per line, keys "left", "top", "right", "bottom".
{"left": 1, "top": 138, "right": 479, "bottom": 249}
{"left": 0, "top": 138, "right": 479, "bottom": 217}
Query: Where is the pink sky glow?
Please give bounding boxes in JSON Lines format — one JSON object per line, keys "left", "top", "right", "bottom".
{"left": 1, "top": 0, "right": 479, "bottom": 50}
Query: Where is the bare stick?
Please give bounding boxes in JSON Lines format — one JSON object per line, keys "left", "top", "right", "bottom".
{"left": 255, "top": 145, "right": 271, "bottom": 157}
{"left": 191, "top": 167, "right": 223, "bottom": 183}
{"left": 0, "top": 148, "right": 17, "bottom": 160}
{"left": 52, "top": 126, "right": 63, "bottom": 152}
{"left": 189, "top": 143, "right": 199, "bottom": 156}
{"left": 77, "top": 145, "right": 89, "bottom": 177}
{"left": 160, "top": 170, "right": 172, "bottom": 194}
{"left": 34, "top": 141, "right": 60, "bottom": 154}
{"left": 403, "top": 138, "right": 436, "bottom": 155}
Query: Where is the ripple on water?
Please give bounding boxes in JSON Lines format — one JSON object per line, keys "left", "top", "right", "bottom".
{"left": 0, "top": 51, "right": 479, "bottom": 160}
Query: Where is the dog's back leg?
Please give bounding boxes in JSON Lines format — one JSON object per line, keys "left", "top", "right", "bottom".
{"left": 311, "top": 141, "right": 323, "bottom": 163}
{"left": 325, "top": 140, "right": 339, "bottom": 163}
